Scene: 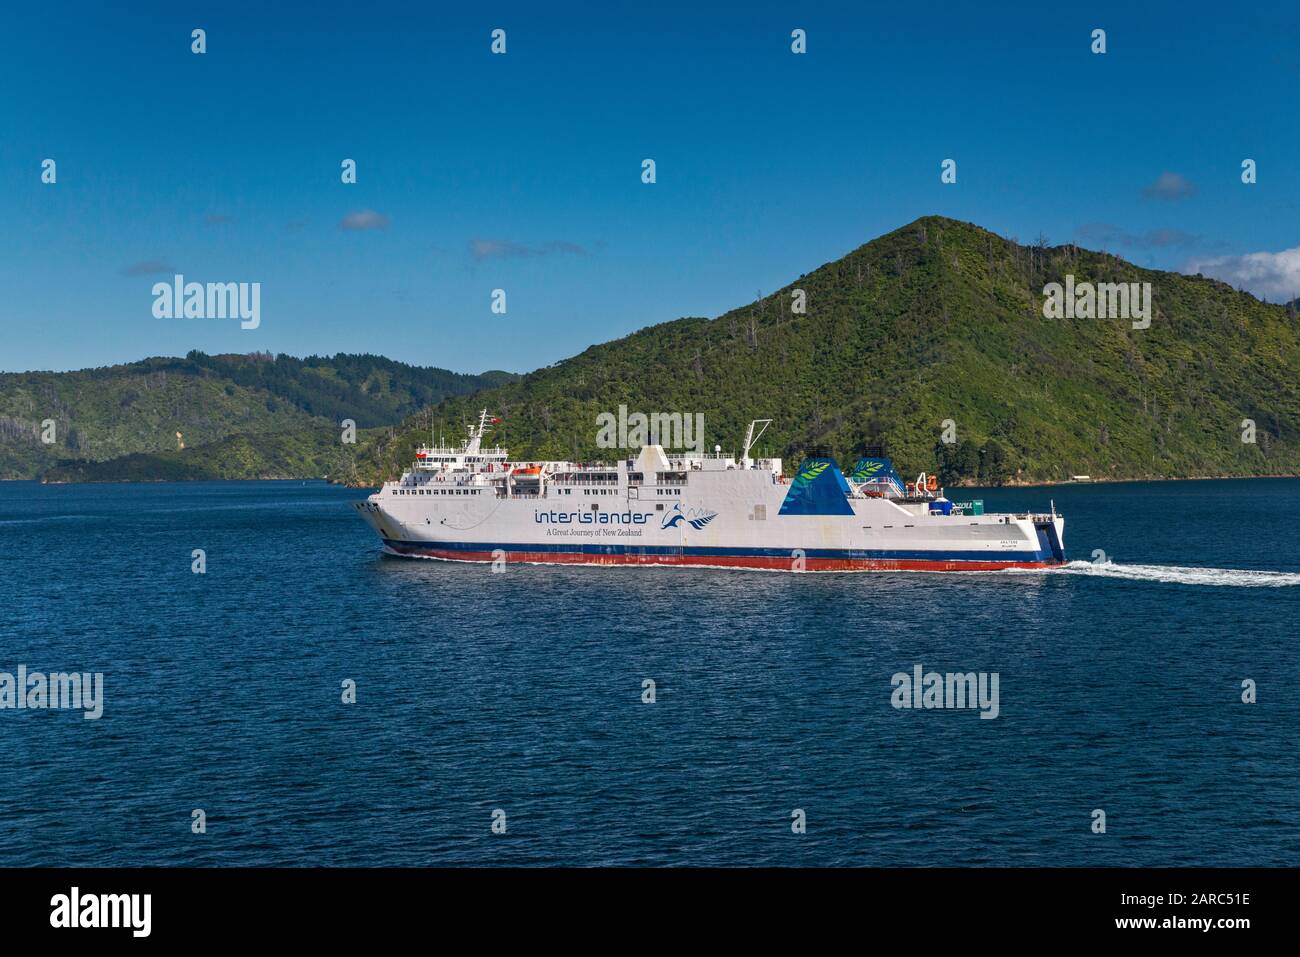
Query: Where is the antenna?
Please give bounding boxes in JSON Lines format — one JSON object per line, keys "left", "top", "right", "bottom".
{"left": 742, "top": 419, "right": 772, "bottom": 467}
{"left": 465, "top": 409, "right": 490, "bottom": 455}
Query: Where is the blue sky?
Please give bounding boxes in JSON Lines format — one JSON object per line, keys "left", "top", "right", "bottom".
{"left": 2, "top": 1, "right": 1298, "bottom": 373}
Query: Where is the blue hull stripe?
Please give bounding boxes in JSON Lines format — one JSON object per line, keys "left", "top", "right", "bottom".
{"left": 382, "top": 538, "right": 1055, "bottom": 563}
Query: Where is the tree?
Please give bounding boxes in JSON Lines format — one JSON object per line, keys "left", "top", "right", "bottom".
{"left": 978, "top": 440, "right": 1009, "bottom": 485}
{"left": 934, "top": 440, "right": 980, "bottom": 485}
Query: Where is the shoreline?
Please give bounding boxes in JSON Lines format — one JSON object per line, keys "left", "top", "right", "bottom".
{"left": 972, "top": 472, "right": 1300, "bottom": 489}
{"left": 7, "top": 472, "right": 1300, "bottom": 488}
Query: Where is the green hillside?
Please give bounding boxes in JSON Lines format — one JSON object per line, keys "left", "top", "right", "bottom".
{"left": 351, "top": 216, "right": 1300, "bottom": 486}
{"left": 0, "top": 352, "right": 513, "bottom": 480}
{"left": 39, "top": 427, "right": 371, "bottom": 484}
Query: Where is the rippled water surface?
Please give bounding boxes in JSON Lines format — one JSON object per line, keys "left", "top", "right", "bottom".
{"left": 2, "top": 478, "right": 1298, "bottom": 866}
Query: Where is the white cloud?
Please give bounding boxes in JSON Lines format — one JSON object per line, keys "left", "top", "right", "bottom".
{"left": 339, "top": 210, "right": 390, "bottom": 231}
{"left": 469, "top": 239, "right": 587, "bottom": 261}
{"left": 1142, "top": 171, "right": 1196, "bottom": 201}
{"left": 1183, "top": 246, "right": 1300, "bottom": 301}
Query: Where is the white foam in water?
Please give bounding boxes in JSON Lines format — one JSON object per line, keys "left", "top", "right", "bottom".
{"left": 1048, "top": 560, "right": 1300, "bottom": 587}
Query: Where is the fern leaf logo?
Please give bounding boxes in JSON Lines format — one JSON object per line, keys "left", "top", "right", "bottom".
{"left": 662, "top": 502, "right": 718, "bottom": 531}
{"left": 799, "top": 462, "right": 829, "bottom": 482}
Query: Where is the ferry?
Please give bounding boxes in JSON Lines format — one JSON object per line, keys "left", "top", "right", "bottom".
{"left": 353, "top": 411, "right": 1066, "bottom": 572}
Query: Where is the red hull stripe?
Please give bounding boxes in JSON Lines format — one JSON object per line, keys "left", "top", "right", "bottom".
{"left": 382, "top": 543, "right": 1061, "bottom": 572}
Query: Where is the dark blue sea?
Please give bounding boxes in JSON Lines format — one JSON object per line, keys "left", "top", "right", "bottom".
{"left": 2, "top": 478, "right": 1298, "bottom": 866}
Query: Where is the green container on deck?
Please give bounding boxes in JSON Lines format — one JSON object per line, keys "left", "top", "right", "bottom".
{"left": 955, "top": 500, "right": 984, "bottom": 515}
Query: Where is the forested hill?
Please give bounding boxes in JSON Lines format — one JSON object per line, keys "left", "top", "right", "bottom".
{"left": 351, "top": 216, "right": 1300, "bottom": 486}
{"left": 0, "top": 352, "right": 514, "bottom": 480}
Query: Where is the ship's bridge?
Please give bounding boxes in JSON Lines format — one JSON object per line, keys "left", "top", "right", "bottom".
{"left": 411, "top": 408, "right": 509, "bottom": 472}
{"left": 412, "top": 444, "right": 509, "bottom": 471}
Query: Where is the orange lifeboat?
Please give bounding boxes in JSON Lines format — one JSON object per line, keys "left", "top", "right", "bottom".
{"left": 514, "top": 466, "right": 542, "bottom": 476}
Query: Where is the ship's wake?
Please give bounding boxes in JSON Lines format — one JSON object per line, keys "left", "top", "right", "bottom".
{"left": 1047, "top": 560, "right": 1300, "bottom": 587}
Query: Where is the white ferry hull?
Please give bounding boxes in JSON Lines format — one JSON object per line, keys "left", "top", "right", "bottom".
{"left": 354, "top": 413, "right": 1065, "bottom": 572}
{"left": 353, "top": 472, "right": 1065, "bottom": 572}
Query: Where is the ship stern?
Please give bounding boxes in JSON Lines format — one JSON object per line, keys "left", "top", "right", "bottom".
{"left": 1033, "top": 515, "right": 1066, "bottom": 565}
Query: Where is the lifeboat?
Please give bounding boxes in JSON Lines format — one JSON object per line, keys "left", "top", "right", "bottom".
{"left": 514, "top": 466, "right": 543, "bottom": 476}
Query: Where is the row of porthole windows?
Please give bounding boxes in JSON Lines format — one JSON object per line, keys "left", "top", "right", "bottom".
{"left": 655, "top": 488, "right": 682, "bottom": 495}
{"left": 395, "top": 487, "right": 482, "bottom": 495}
